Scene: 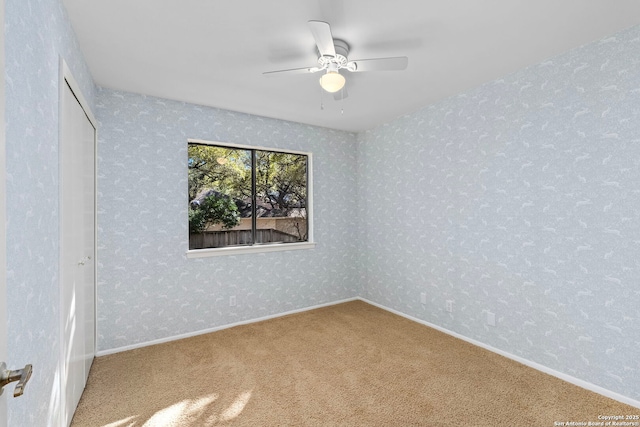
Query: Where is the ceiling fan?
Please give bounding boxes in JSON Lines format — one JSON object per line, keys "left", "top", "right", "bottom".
{"left": 263, "top": 21, "right": 409, "bottom": 98}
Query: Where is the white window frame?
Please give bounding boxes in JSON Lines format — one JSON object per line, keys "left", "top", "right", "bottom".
{"left": 186, "top": 138, "right": 315, "bottom": 258}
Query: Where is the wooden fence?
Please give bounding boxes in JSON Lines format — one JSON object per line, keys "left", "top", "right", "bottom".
{"left": 189, "top": 228, "right": 301, "bottom": 249}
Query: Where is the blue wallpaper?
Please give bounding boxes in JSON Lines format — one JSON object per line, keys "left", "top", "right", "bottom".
{"left": 357, "top": 25, "right": 640, "bottom": 400}
{"left": 4, "top": 0, "right": 96, "bottom": 425}
{"left": 5, "top": 1, "right": 639, "bottom": 422}
{"left": 95, "top": 89, "right": 359, "bottom": 351}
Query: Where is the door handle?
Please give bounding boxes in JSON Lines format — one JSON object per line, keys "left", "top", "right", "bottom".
{"left": 0, "top": 362, "right": 33, "bottom": 397}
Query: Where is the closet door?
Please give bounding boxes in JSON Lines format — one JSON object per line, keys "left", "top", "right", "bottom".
{"left": 60, "top": 78, "right": 96, "bottom": 426}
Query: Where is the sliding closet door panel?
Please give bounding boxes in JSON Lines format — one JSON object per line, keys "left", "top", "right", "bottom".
{"left": 61, "top": 81, "right": 82, "bottom": 424}
{"left": 60, "top": 80, "right": 96, "bottom": 425}
{"left": 81, "top": 100, "right": 95, "bottom": 383}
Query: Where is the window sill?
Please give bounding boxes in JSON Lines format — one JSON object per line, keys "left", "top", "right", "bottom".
{"left": 186, "top": 241, "right": 316, "bottom": 258}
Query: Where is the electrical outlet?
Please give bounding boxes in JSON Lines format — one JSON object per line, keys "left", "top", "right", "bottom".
{"left": 229, "top": 295, "right": 236, "bottom": 307}
{"left": 487, "top": 311, "right": 496, "bottom": 326}
{"left": 445, "top": 300, "right": 453, "bottom": 313}
{"left": 420, "top": 292, "right": 427, "bottom": 304}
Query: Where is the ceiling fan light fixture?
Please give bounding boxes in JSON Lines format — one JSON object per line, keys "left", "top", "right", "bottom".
{"left": 319, "top": 71, "right": 345, "bottom": 93}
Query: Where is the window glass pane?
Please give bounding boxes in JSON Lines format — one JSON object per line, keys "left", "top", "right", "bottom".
{"left": 188, "top": 144, "right": 252, "bottom": 249}
{"left": 255, "top": 150, "right": 308, "bottom": 244}
{"left": 188, "top": 142, "right": 309, "bottom": 251}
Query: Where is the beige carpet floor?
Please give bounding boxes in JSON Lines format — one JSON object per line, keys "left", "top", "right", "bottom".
{"left": 71, "top": 300, "right": 637, "bottom": 426}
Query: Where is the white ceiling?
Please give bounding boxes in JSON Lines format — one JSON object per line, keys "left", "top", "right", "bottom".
{"left": 63, "top": 0, "right": 640, "bottom": 133}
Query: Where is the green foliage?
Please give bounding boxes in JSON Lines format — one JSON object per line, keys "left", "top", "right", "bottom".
{"left": 188, "top": 193, "right": 240, "bottom": 234}
{"left": 188, "top": 145, "right": 251, "bottom": 201}
{"left": 188, "top": 143, "right": 308, "bottom": 240}
{"left": 255, "top": 151, "right": 307, "bottom": 212}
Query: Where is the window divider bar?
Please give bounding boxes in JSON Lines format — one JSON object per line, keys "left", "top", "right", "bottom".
{"left": 251, "top": 149, "right": 257, "bottom": 245}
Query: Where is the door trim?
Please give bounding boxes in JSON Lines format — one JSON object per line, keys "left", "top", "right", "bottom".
{"left": 58, "top": 58, "right": 98, "bottom": 426}
{"left": 1, "top": 0, "right": 8, "bottom": 424}
{"left": 60, "top": 61, "right": 97, "bottom": 126}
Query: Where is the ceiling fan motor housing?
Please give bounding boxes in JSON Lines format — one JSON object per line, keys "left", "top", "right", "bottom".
{"left": 318, "top": 39, "right": 350, "bottom": 69}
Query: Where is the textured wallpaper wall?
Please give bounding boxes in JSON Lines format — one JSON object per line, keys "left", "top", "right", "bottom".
{"left": 4, "top": 0, "right": 96, "bottom": 425}
{"left": 357, "top": 25, "right": 640, "bottom": 400}
{"left": 95, "top": 89, "right": 359, "bottom": 351}
{"left": 6, "top": 4, "right": 639, "bottom": 425}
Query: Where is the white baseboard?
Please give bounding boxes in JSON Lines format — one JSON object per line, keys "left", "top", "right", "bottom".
{"left": 358, "top": 297, "right": 640, "bottom": 410}
{"left": 96, "top": 296, "right": 359, "bottom": 357}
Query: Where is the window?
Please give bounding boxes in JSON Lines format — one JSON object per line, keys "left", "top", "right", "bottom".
{"left": 187, "top": 139, "right": 313, "bottom": 256}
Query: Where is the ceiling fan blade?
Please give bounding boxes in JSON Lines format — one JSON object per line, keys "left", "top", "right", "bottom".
{"left": 308, "top": 20, "right": 336, "bottom": 57}
{"left": 348, "top": 56, "right": 408, "bottom": 72}
{"left": 263, "top": 66, "right": 322, "bottom": 76}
